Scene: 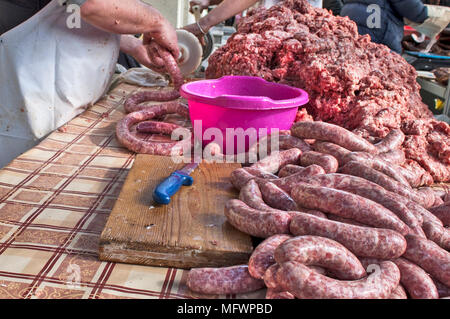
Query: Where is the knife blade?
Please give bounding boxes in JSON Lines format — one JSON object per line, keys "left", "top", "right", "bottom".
{"left": 152, "top": 162, "right": 199, "bottom": 205}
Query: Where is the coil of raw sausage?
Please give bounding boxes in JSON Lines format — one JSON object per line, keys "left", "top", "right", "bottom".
{"left": 239, "top": 180, "right": 275, "bottom": 212}
{"left": 136, "top": 120, "right": 183, "bottom": 135}
{"left": 291, "top": 184, "right": 410, "bottom": 235}
{"left": 251, "top": 148, "right": 302, "bottom": 174}
{"left": 374, "top": 129, "right": 405, "bottom": 153}
{"left": 291, "top": 121, "right": 378, "bottom": 154}
{"left": 186, "top": 265, "right": 265, "bottom": 294}
{"left": 299, "top": 151, "right": 339, "bottom": 173}
{"left": 257, "top": 181, "right": 299, "bottom": 211}
{"left": 224, "top": 199, "right": 291, "bottom": 238}
{"left": 248, "top": 234, "right": 292, "bottom": 279}
{"left": 116, "top": 104, "right": 191, "bottom": 155}
{"left": 289, "top": 213, "right": 407, "bottom": 259}
{"left": 274, "top": 236, "right": 366, "bottom": 280}
{"left": 402, "top": 234, "right": 450, "bottom": 286}
{"left": 421, "top": 221, "right": 450, "bottom": 250}
{"left": 392, "top": 257, "right": 439, "bottom": 299}
{"left": 276, "top": 260, "right": 400, "bottom": 299}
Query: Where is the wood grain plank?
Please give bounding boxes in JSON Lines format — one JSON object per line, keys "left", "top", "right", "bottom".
{"left": 99, "top": 154, "right": 253, "bottom": 268}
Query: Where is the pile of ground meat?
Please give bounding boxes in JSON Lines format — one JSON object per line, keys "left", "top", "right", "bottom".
{"left": 206, "top": 0, "right": 450, "bottom": 183}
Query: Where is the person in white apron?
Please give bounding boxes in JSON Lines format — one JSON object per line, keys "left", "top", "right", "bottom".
{"left": 183, "top": 0, "right": 324, "bottom": 44}
{"left": 0, "top": 0, "right": 179, "bottom": 168}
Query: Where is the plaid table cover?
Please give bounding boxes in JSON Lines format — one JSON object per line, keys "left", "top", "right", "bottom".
{"left": 0, "top": 83, "right": 265, "bottom": 299}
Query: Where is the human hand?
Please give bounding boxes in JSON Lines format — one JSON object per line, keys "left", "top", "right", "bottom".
{"left": 183, "top": 21, "right": 209, "bottom": 46}
{"left": 144, "top": 17, "right": 180, "bottom": 61}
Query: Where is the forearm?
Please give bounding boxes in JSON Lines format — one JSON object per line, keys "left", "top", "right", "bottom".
{"left": 199, "top": 0, "right": 260, "bottom": 31}
{"left": 80, "top": 0, "right": 165, "bottom": 34}
{"left": 120, "top": 35, "right": 140, "bottom": 55}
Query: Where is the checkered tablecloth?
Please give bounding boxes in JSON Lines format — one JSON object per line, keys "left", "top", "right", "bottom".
{"left": 0, "top": 83, "right": 265, "bottom": 299}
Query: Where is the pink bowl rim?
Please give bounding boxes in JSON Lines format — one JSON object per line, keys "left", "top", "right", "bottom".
{"left": 180, "top": 75, "right": 309, "bottom": 110}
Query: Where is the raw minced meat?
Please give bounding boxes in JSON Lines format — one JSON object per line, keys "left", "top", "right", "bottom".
{"left": 206, "top": 0, "right": 450, "bottom": 183}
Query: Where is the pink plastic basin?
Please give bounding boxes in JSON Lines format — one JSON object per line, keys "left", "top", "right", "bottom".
{"left": 180, "top": 76, "right": 309, "bottom": 154}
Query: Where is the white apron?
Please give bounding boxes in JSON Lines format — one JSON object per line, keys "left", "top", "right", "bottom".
{"left": 0, "top": 0, "right": 120, "bottom": 168}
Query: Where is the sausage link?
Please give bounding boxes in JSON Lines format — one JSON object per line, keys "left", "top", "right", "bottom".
{"left": 230, "top": 167, "right": 278, "bottom": 190}
{"left": 417, "top": 187, "right": 438, "bottom": 209}
{"left": 377, "top": 149, "right": 406, "bottom": 165}
{"left": 289, "top": 213, "right": 407, "bottom": 259}
{"left": 265, "top": 288, "right": 295, "bottom": 299}
{"left": 290, "top": 173, "right": 420, "bottom": 228}
{"left": 116, "top": 104, "right": 191, "bottom": 155}
{"left": 403, "top": 235, "right": 450, "bottom": 286}
{"left": 343, "top": 152, "right": 411, "bottom": 188}
{"left": 405, "top": 200, "right": 443, "bottom": 226}
{"left": 263, "top": 263, "right": 281, "bottom": 289}
{"left": 433, "top": 279, "right": 450, "bottom": 298}
{"left": 312, "top": 141, "right": 351, "bottom": 165}
{"left": 392, "top": 257, "right": 439, "bottom": 299}
{"left": 248, "top": 234, "right": 292, "bottom": 279}
{"left": 291, "top": 121, "right": 378, "bottom": 154}
{"left": 429, "top": 203, "right": 450, "bottom": 226}
{"left": 340, "top": 161, "right": 427, "bottom": 206}
{"left": 291, "top": 184, "right": 410, "bottom": 235}
{"left": 274, "top": 236, "right": 366, "bottom": 280}
{"left": 239, "top": 180, "right": 274, "bottom": 212}
{"left": 277, "top": 260, "right": 400, "bottom": 299}
{"left": 136, "top": 120, "right": 183, "bottom": 135}
{"left": 186, "top": 265, "right": 265, "bottom": 295}
{"left": 249, "top": 132, "right": 311, "bottom": 157}
{"left": 269, "top": 165, "right": 326, "bottom": 193}
{"left": 326, "top": 214, "right": 369, "bottom": 227}
{"left": 409, "top": 225, "right": 427, "bottom": 238}
{"left": 389, "top": 285, "right": 408, "bottom": 299}
{"left": 263, "top": 263, "right": 325, "bottom": 289}
{"left": 300, "top": 151, "right": 339, "bottom": 173}
{"left": 224, "top": 199, "right": 291, "bottom": 238}
{"left": 278, "top": 164, "right": 307, "bottom": 178}
{"left": 124, "top": 44, "right": 183, "bottom": 113}
{"left": 422, "top": 221, "right": 450, "bottom": 250}
{"left": 251, "top": 148, "right": 302, "bottom": 174}
{"left": 374, "top": 129, "right": 405, "bottom": 153}
{"left": 257, "top": 181, "right": 299, "bottom": 211}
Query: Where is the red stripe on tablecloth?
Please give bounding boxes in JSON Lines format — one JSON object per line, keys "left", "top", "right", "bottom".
{"left": 0, "top": 135, "right": 116, "bottom": 258}
{"left": 163, "top": 268, "right": 178, "bottom": 299}
{"left": 159, "top": 268, "right": 173, "bottom": 299}
{"left": 0, "top": 270, "right": 192, "bottom": 299}
{"left": 0, "top": 93, "right": 128, "bottom": 204}
{"left": 88, "top": 261, "right": 115, "bottom": 299}
{"left": 22, "top": 149, "right": 135, "bottom": 298}
{"left": 2, "top": 199, "right": 114, "bottom": 214}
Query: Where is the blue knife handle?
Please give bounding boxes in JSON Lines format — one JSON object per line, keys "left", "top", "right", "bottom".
{"left": 152, "top": 170, "right": 194, "bottom": 205}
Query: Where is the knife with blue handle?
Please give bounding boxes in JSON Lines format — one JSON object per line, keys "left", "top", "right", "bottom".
{"left": 152, "top": 162, "right": 198, "bottom": 205}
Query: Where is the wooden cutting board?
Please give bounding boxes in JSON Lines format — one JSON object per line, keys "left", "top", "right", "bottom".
{"left": 98, "top": 154, "right": 253, "bottom": 269}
